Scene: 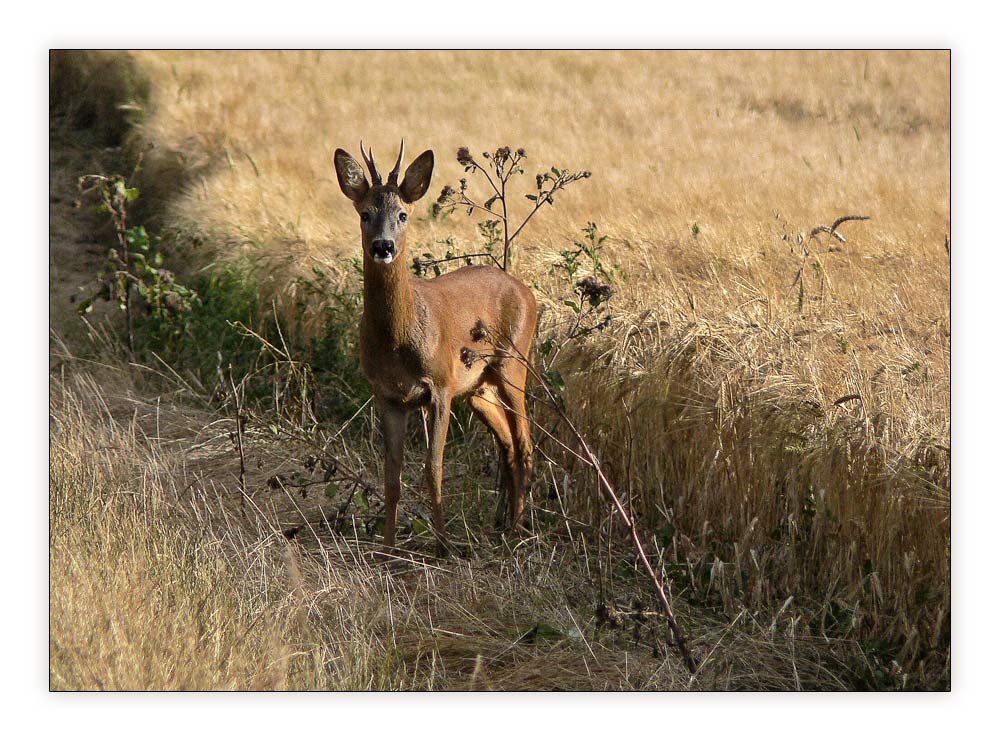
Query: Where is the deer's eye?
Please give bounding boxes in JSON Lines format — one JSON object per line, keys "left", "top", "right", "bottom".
{"left": 398, "top": 212, "right": 408, "bottom": 223}
{"left": 360, "top": 212, "right": 371, "bottom": 223}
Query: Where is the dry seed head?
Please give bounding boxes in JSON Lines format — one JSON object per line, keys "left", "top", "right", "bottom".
{"left": 577, "top": 275, "right": 613, "bottom": 306}
{"left": 437, "top": 185, "right": 456, "bottom": 204}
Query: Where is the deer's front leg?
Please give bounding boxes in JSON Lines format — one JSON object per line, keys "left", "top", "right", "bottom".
{"left": 424, "top": 392, "right": 453, "bottom": 555}
{"left": 380, "top": 398, "right": 407, "bottom": 553}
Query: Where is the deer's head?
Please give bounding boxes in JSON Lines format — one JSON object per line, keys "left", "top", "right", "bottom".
{"left": 334, "top": 140, "right": 434, "bottom": 265}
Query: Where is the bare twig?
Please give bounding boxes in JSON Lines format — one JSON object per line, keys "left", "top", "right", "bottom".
{"left": 481, "top": 325, "right": 698, "bottom": 674}
{"left": 226, "top": 364, "right": 249, "bottom": 515}
{"left": 412, "top": 251, "right": 504, "bottom": 274}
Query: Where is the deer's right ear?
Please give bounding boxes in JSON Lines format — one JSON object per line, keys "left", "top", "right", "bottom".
{"left": 334, "top": 149, "right": 370, "bottom": 203}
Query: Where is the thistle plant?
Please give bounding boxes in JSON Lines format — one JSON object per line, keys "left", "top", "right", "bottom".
{"left": 431, "top": 145, "right": 591, "bottom": 272}
{"left": 538, "top": 222, "right": 616, "bottom": 385}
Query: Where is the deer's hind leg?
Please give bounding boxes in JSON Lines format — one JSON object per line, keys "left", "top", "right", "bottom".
{"left": 468, "top": 384, "right": 518, "bottom": 530}
{"left": 496, "top": 361, "right": 533, "bottom": 531}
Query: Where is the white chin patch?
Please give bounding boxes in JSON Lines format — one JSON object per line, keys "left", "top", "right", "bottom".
{"left": 372, "top": 254, "right": 395, "bottom": 265}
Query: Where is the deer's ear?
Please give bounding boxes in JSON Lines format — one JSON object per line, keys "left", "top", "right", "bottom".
{"left": 334, "top": 149, "right": 370, "bottom": 203}
{"left": 399, "top": 150, "right": 434, "bottom": 203}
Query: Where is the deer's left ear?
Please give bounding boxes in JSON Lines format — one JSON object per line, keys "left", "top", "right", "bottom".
{"left": 399, "top": 150, "right": 434, "bottom": 203}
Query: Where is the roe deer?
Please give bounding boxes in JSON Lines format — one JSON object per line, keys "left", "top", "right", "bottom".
{"left": 333, "top": 140, "right": 538, "bottom": 554}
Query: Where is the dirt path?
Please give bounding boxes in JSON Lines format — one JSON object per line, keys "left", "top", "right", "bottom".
{"left": 49, "top": 118, "right": 122, "bottom": 339}
{"left": 47, "top": 121, "right": 387, "bottom": 541}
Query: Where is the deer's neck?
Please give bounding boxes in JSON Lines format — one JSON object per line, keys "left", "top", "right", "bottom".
{"left": 362, "top": 253, "right": 418, "bottom": 347}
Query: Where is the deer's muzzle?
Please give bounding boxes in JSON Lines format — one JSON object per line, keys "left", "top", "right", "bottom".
{"left": 371, "top": 239, "right": 397, "bottom": 264}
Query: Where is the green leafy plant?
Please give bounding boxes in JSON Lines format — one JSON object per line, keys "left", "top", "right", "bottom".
{"left": 539, "top": 222, "right": 617, "bottom": 376}
{"left": 76, "top": 175, "right": 197, "bottom": 352}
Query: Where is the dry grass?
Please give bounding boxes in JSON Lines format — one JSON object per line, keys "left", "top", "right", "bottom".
{"left": 49, "top": 329, "right": 868, "bottom": 691}
{"left": 50, "top": 50, "right": 949, "bottom": 689}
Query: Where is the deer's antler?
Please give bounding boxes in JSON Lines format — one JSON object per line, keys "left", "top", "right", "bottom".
{"left": 388, "top": 139, "right": 405, "bottom": 186}
{"left": 359, "top": 139, "right": 382, "bottom": 185}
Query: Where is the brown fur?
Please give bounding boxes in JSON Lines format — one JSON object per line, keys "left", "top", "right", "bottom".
{"left": 334, "top": 144, "right": 537, "bottom": 553}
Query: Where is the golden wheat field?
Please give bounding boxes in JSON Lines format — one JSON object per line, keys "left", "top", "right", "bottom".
{"left": 49, "top": 50, "right": 949, "bottom": 690}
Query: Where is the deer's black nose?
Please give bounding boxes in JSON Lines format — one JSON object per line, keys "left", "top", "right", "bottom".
{"left": 371, "top": 239, "right": 396, "bottom": 263}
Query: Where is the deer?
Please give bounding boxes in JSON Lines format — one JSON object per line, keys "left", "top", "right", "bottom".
{"left": 333, "top": 140, "right": 538, "bottom": 555}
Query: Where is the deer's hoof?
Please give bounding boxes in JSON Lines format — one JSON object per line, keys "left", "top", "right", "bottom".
{"left": 435, "top": 540, "right": 453, "bottom": 559}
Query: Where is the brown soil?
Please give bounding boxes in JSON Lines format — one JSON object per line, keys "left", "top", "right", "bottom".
{"left": 49, "top": 117, "right": 121, "bottom": 338}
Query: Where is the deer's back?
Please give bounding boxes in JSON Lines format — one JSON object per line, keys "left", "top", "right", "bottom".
{"left": 417, "top": 265, "right": 537, "bottom": 396}
{"left": 419, "top": 265, "right": 536, "bottom": 340}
